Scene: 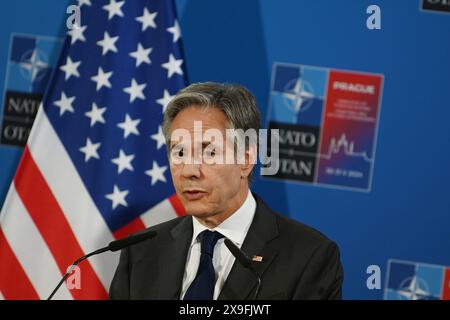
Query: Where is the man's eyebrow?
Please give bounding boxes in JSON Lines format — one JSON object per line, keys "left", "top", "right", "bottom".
{"left": 169, "top": 141, "right": 217, "bottom": 150}
{"left": 169, "top": 142, "right": 180, "bottom": 150}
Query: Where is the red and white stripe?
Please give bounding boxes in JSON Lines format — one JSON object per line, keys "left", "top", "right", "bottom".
{"left": 0, "top": 108, "right": 185, "bottom": 300}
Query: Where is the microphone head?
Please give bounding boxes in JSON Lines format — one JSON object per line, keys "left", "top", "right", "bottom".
{"left": 224, "top": 238, "right": 252, "bottom": 269}
{"left": 108, "top": 229, "right": 157, "bottom": 252}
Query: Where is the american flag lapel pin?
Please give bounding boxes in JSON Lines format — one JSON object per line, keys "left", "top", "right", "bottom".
{"left": 252, "top": 255, "right": 263, "bottom": 262}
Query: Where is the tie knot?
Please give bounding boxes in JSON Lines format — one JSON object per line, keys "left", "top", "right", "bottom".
{"left": 199, "top": 230, "right": 224, "bottom": 256}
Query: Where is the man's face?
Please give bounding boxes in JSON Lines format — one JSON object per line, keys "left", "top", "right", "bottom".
{"left": 168, "top": 106, "right": 253, "bottom": 221}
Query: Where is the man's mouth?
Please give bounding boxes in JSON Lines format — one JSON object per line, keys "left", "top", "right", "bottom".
{"left": 183, "top": 190, "right": 207, "bottom": 201}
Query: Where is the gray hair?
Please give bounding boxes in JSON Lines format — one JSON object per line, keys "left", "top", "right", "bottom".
{"left": 162, "top": 82, "right": 261, "bottom": 184}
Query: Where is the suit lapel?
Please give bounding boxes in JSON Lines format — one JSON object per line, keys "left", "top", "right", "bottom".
{"left": 218, "top": 195, "right": 279, "bottom": 300}
{"left": 152, "top": 216, "right": 193, "bottom": 299}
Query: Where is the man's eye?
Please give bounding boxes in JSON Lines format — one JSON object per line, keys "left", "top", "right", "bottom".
{"left": 172, "top": 148, "right": 184, "bottom": 158}
{"left": 205, "top": 149, "right": 215, "bottom": 157}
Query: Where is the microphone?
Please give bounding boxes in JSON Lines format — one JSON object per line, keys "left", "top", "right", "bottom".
{"left": 47, "top": 229, "right": 157, "bottom": 300}
{"left": 224, "top": 238, "right": 261, "bottom": 300}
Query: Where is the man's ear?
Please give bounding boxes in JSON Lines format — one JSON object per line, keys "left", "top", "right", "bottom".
{"left": 240, "top": 144, "right": 257, "bottom": 179}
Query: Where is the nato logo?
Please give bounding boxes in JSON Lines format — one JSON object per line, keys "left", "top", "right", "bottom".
{"left": 269, "top": 64, "right": 326, "bottom": 127}
{"left": 266, "top": 64, "right": 326, "bottom": 184}
{"left": 384, "top": 259, "right": 450, "bottom": 300}
{"left": 1, "top": 34, "right": 62, "bottom": 147}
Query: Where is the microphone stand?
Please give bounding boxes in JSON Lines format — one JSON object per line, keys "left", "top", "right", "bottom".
{"left": 224, "top": 238, "right": 262, "bottom": 300}
{"left": 47, "top": 246, "right": 109, "bottom": 300}
{"left": 47, "top": 229, "right": 157, "bottom": 300}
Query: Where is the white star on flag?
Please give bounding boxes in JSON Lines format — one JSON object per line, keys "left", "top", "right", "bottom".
{"left": 167, "top": 20, "right": 181, "bottom": 43}
{"left": 111, "top": 150, "right": 135, "bottom": 174}
{"left": 77, "top": 0, "right": 91, "bottom": 7}
{"left": 54, "top": 92, "right": 75, "bottom": 116}
{"left": 136, "top": 8, "right": 157, "bottom": 31}
{"left": 145, "top": 161, "right": 167, "bottom": 185}
{"left": 105, "top": 185, "right": 129, "bottom": 209}
{"left": 97, "top": 31, "right": 119, "bottom": 56}
{"left": 85, "top": 102, "right": 106, "bottom": 127}
{"left": 156, "top": 89, "right": 174, "bottom": 113}
{"left": 103, "top": 0, "right": 125, "bottom": 20}
{"left": 129, "top": 43, "right": 152, "bottom": 67}
{"left": 123, "top": 78, "right": 147, "bottom": 103}
{"left": 60, "top": 56, "right": 81, "bottom": 80}
{"left": 68, "top": 25, "right": 87, "bottom": 45}
{"left": 150, "top": 126, "right": 166, "bottom": 150}
{"left": 161, "top": 54, "right": 183, "bottom": 78}
{"left": 91, "top": 67, "right": 113, "bottom": 91}
{"left": 79, "top": 138, "right": 101, "bottom": 162}
{"left": 117, "top": 114, "right": 140, "bottom": 138}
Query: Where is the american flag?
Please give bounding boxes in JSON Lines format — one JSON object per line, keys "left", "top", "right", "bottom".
{"left": 0, "top": 0, "right": 187, "bottom": 299}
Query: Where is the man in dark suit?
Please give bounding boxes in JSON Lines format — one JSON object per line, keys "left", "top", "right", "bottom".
{"left": 109, "top": 82, "right": 343, "bottom": 300}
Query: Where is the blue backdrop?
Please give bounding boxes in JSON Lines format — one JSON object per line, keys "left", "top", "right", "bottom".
{"left": 1, "top": 0, "right": 449, "bottom": 299}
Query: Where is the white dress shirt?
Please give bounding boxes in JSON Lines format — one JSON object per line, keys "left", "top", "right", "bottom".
{"left": 180, "top": 190, "right": 256, "bottom": 300}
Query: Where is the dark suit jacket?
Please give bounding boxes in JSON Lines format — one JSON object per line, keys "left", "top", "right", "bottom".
{"left": 109, "top": 194, "right": 344, "bottom": 299}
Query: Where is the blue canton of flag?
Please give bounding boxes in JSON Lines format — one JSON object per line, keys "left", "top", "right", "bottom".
{"left": 46, "top": 0, "right": 187, "bottom": 234}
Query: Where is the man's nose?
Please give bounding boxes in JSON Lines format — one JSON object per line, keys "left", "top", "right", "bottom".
{"left": 181, "top": 163, "right": 201, "bottom": 179}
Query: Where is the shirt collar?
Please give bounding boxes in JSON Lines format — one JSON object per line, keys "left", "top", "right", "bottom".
{"left": 190, "top": 190, "right": 256, "bottom": 247}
